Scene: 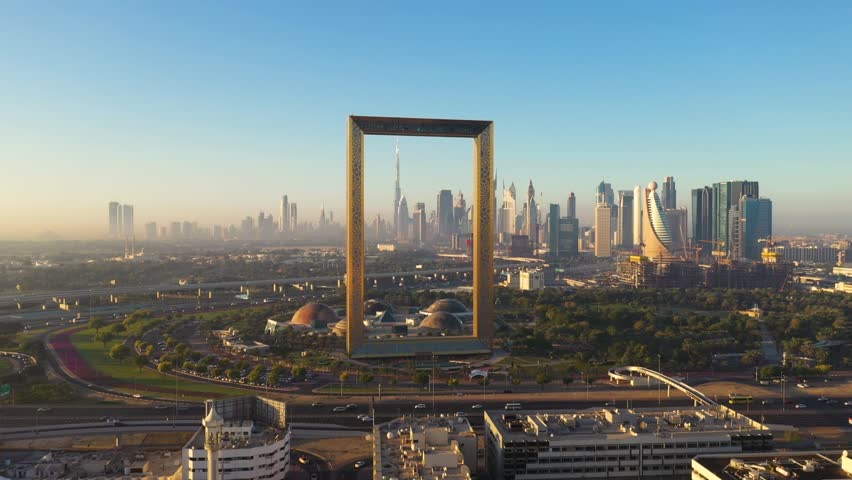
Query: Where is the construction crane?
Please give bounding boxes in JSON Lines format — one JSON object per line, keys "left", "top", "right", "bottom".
{"left": 698, "top": 240, "right": 726, "bottom": 260}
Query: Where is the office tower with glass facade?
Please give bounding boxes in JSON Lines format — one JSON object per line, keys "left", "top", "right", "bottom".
{"left": 712, "top": 180, "right": 759, "bottom": 256}
{"left": 617, "top": 190, "right": 634, "bottom": 249}
{"left": 566, "top": 192, "right": 576, "bottom": 219}
{"left": 692, "top": 186, "right": 713, "bottom": 256}
{"left": 661, "top": 176, "right": 677, "bottom": 209}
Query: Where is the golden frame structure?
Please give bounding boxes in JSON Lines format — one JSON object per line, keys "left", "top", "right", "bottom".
{"left": 346, "top": 115, "right": 494, "bottom": 357}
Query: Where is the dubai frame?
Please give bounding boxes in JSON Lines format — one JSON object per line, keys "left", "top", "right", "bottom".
{"left": 346, "top": 116, "right": 494, "bottom": 358}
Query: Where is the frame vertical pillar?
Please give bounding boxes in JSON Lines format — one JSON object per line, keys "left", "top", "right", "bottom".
{"left": 346, "top": 117, "right": 365, "bottom": 353}
{"left": 473, "top": 124, "right": 494, "bottom": 347}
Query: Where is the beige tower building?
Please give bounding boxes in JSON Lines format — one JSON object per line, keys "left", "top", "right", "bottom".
{"left": 594, "top": 203, "right": 612, "bottom": 257}
{"left": 641, "top": 181, "right": 673, "bottom": 260}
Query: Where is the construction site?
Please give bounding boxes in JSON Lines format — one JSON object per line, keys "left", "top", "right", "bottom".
{"left": 616, "top": 242, "right": 793, "bottom": 289}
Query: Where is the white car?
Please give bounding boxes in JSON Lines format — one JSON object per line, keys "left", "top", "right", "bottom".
{"left": 333, "top": 406, "right": 347, "bottom": 412}
{"left": 794, "top": 403, "right": 807, "bottom": 409}
{"left": 354, "top": 460, "right": 368, "bottom": 469}
{"left": 361, "top": 416, "right": 373, "bottom": 422}
{"left": 298, "top": 455, "right": 310, "bottom": 465}
{"left": 843, "top": 400, "right": 852, "bottom": 406}
{"left": 796, "top": 383, "right": 809, "bottom": 389}
{"left": 414, "top": 403, "right": 427, "bottom": 409}
{"left": 471, "top": 404, "right": 483, "bottom": 409}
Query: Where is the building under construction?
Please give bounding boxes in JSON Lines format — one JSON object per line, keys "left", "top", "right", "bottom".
{"left": 617, "top": 254, "right": 792, "bottom": 289}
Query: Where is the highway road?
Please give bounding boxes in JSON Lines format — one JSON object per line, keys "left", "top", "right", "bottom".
{"left": 0, "top": 264, "right": 533, "bottom": 307}
{"left": 3, "top": 397, "right": 849, "bottom": 430}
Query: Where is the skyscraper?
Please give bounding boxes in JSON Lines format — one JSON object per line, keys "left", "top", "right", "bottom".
{"left": 566, "top": 192, "right": 576, "bottom": 219}
{"left": 632, "top": 185, "right": 643, "bottom": 247}
{"left": 454, "top": 191, "right": 467, "bottom": 234}
{"left": 436, "top": 189, "right": 454, "bottom": 238}
{"left": 661, "top": 176, "right": 677, "bottom": 210}
{"left": 729, "top": 196, "right": 772, "bottom": 260}
{"left": 413, "top": 202, "right": 426, "bottom": 245}
{"left": 594, "top": 203, "right": 612, "bottom": 257}
{"left": 501, "top": 182, "right": 517, "bottom": 236}
{"left": 144, "top": 222, "right": 157, "bottom": 240}
{"left": 666, "top": 208, "right": 688, "bottom": 255}
{"left": 617, "top": 190, "right": 634, "bottom": 250}
{"left": 641, "top": 181, "right": 673, "bottom": 260}
{"left": 290, "top": 203, "right": 298, "bottom": 232}
{"left": 548, "top": 204, "right": 560, "bottom": 258}
{"left": 121, "top": 204, "right": 134, "bottom": 237}
{"left": 279, "top": 195, "right": 289, "bottom": 233}
{"left": 526, "top": 180, "right": 538, "bottom": 252}
{"left": 393, "top": 140, "right": 401, "bottom": 238}
{"left": 559, "top": 217, "right": 580, "bottom": 256}
{"left": 397, "top": 195, "right": 409, "bottom": 241}
{"left": 108, "top": 201, "right": 120, "bottom": 237}
{"left": 691, "top": 187, "right": 713, "bottom": 255}
{"left": 596, "top": 181, "right": 614, "bottom": 206}
{"left": 712, "top": 180, "right": 759, "bottom": 256}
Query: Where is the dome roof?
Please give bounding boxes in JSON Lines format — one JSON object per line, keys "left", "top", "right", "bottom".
{"left": 365, "top": 299, "right": 395, "bottom": 316}
{"left": 332, "top": 319, "right": 348, "bottom": 337}
{"left": 419, "top": 312, "right": 463, "bottom": 332}
{"left": 424, "top": 298, "right": 468, "bottom": 314}
{"left": 291, "top": 303, "right": 337, "bottom": 327}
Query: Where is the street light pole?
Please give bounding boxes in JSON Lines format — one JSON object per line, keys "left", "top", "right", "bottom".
{"left": 657, "top": 354, "right": 662, "bottom": 406}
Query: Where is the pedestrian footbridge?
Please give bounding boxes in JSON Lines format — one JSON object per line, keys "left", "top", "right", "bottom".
{"left": 608, "top": 366, "right": 716, "bottom": 406}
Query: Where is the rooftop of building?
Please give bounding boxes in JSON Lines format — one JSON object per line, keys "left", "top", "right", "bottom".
{"left": 184, "top": 396, "right": 288, "bottom": 451}
{"left": 1, "top": 449, "right": 181, "bottom": 479}
{"left": 377, "top": 415, "right": 474, "bottom": 480}
{"left": 485, "top": 406, "right": 769, "bottom": 443}
{"left": 693, "top": 451, "right": 852, "bottom": 480}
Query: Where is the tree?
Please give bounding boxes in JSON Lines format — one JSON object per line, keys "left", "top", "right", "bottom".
{"left": 360, "top": 373, "right": 374, "bottom": 384}
{"left": 741, "top": 350, "right": 763, "bottom": 367}
{"left": 562, "top": 377, "right": 574, "bottom": 389}
{"left": 292, "top": 366, "right": 307, "bottom": 378}
{"left": 447, "top": 378, "right": 459, "bottom": 389}
{"left": 174, "top": 343, "right": 190, "bottom": 357}
{"left": 144, "top": 344, "right": 155, "bottom": 356}
{"left": 109, "top": 323, "right": 126, "bottom": 335}
{"left": 109, "top": 343, "right": 130, "bottom": 363}
{"left": 134, "top": 355, "right": 148, "bottom": 372}
{"left": 226, "top": 368, "right": 241, "bottom": 381}
{"left": 95, "top": 331, "right": 114, "bottom": 348}
{"left": 157, "top": 361, "right": 173, "bottom": 373}
{"left": 182, "top": 360, "right": 195, "bottom": 370}
{"left": 535, "top": 372, "right": 552, "bottom": 390}
{"left": 89, "top": 317, "right": 105, "bottom": 333}
{"left": 413, "top": 371, "right": 430, "bottom": 387}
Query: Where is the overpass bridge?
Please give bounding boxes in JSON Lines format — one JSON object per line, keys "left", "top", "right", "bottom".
{"left": 608, "top": 366, "right": 716, "bottom": 406}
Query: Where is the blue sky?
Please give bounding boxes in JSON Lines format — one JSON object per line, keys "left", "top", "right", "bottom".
{"left": 2, "top": 1, "right": 851, "bottom": 238}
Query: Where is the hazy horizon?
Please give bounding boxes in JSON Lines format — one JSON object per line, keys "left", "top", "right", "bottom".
{"left": 3, "top": 2, "right": 852, "bottom": 240}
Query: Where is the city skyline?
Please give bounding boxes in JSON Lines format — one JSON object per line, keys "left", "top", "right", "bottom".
{"left": 2, "top": 2, "right": 852, "bottom": 239}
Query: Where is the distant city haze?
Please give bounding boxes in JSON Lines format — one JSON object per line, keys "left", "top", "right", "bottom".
{"left": 2, "top": 3, "right": 852, "bottom": 239}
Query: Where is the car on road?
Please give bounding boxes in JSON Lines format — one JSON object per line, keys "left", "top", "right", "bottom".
{"left": 455, "top": 412, "right": 466, "bottom": 417}
{"left": 354, "top": 460, "right": 368, "bottom": 469}
{"left": 154, "top": 405, "right": 169, "bottom": 410}
{"left": 132, "top": 394, "right": 142, "bottom": 399}
{"left": 414, "top": 403, "right": 427, "bottom": 409}
{"left": 817, "top": 396, "right": 829, "bottom": 402}
{"left": 760, "top": 399, "right": 773, "bottom": 405}
{"left": 310, "top": 474, "right": 318, "bottom": 480}
{"left": 298, "top": 455, "right": 310, "bottom": 465}
{"left": 826, "top": 399, "right": 839, "bottom": 405}
{"left": 361, "top": 416, "right": 373, "bottom": 422}
{"left": 36, "top": 407, "right": 51, "bottom": 413}
{"left": 346, "top": 404, "right": 358, "bottom": 410}
{"left": 311, "top": 402, "right": 323, "bottom": 407}
{"left": 794, "top": 403, "right": 807, "bottom": 409}
{"left": 844, "top": 401, "right": 852, "bottom": 406}
{"left": 357, "top": 414, "right": 369, "bottom": 420}
{"left": 471, "top": 404, "right": 483, "bottom": 409}
{"left": 849, "top": 417, "right": 852, "bottom": 426}
{"left": 796, "top": 383, "right": 809, "bottom": 389}
{"left": 333, "top": 406, "right": 347, "bottom": 412}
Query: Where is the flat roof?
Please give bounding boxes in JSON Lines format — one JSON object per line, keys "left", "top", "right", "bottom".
{"left": 693, "top": 451, "right": 851, "bottom": 480}
{"left": 486, "top": 407, "right": 769, "bottom": 443}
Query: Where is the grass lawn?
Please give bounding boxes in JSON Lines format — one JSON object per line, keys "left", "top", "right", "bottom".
{"left": 68, "top": 327, "right": 253, "bottom": 400}
{"left": 0, "top": 358, "right": 16, "bottom": 377}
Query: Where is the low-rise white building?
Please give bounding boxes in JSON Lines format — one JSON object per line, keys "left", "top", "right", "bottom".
{"left": 374, "top": 415, "right": 477, "bottom": 480}
{"left": 182, "top": 396, "right": 290, "bottom": 480}
{"left": 485, "top": 406, "right": 772, "bottom": 480}
{"left": 692, "top": 451, "right": 852, "bottom": 480}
